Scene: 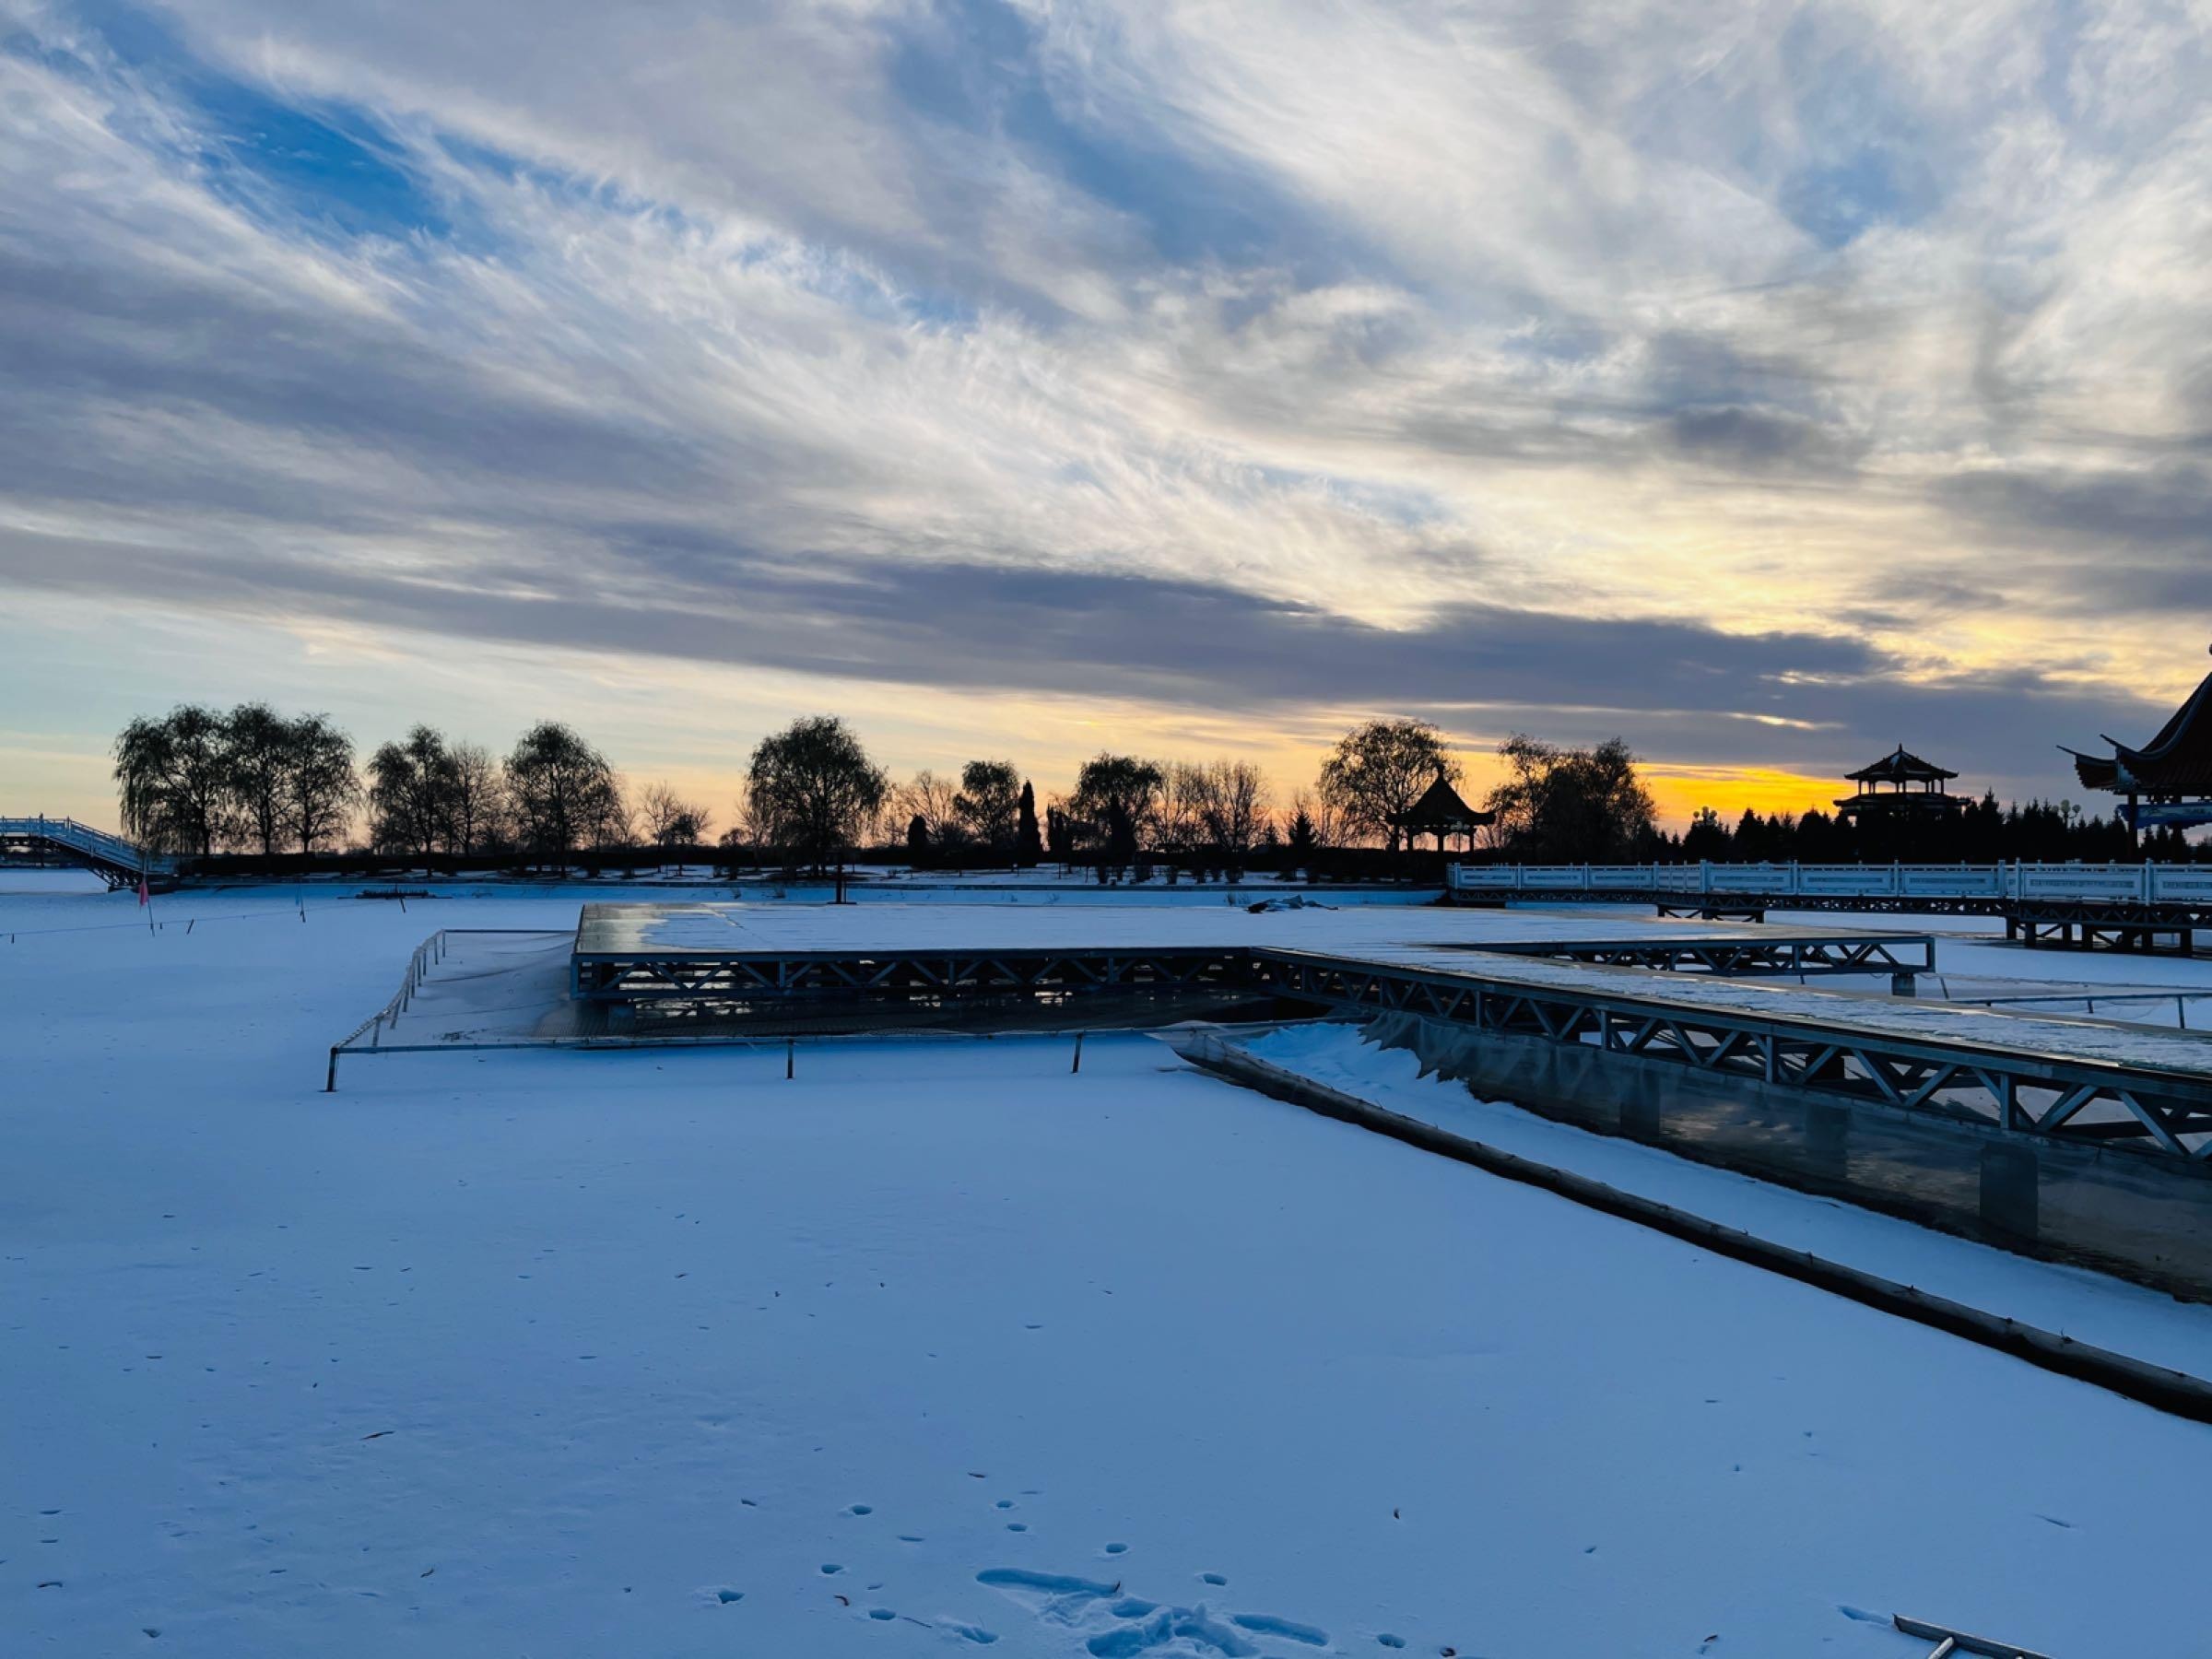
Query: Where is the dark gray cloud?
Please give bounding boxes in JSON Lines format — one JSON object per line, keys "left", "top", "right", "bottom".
{"left": 2, "top": 517, "right": 2174, "bottom": 794}
{"left": 1664, "top": 405, "right": 1859, "bottom": 473}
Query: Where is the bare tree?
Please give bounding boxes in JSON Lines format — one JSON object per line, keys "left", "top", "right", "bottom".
{"left": 446, "top": 742, "right": 506, "bottom": 857}
{"left": 368, "top": 726, "right": 455, "bottom": 858}
{"left": 1157, "top": 762, "right": 1213, "bottom": 857}
{"left": 639, "top": 781, "right": 682, "bottom": 853}
{"left": 895, "top": 770, "right": 964, "bottom": 849}
{"left": 585, "top": 771, "right": 636, "bottom": 854}
{"left": 1200, "top": 759, "right": 1270, "bottom": 864}
{"left": 721, "top": 777, "right": 774, "bottom": 865}
{"left": 504, "top": 723, "right": 619, "bottom": 863}
{"left": 638, "top": 781, "right": 713, "bottom": 866}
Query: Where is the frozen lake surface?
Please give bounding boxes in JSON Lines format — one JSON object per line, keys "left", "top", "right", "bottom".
{"left": 7, "top": 872, "right": 2212, "bottom": 1654}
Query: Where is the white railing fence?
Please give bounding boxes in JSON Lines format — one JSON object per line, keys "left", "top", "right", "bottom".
{"left": 0, "top": 815, "right": 174, "bottom": 873}
{"left": 1449, "top": 862, "right": 2212, "bottom": 903}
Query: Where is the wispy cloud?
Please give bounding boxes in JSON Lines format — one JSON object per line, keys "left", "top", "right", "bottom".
{"left": 3, "top": 0, "right": 2209, "bottom": 817}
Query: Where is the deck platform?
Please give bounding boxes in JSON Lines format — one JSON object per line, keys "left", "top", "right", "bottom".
{"left": 569, "top": 902, "right": 2212, "bottom": 1167}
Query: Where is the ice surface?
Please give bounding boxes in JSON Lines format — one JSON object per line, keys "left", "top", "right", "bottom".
{"left": 7, "top": 874, "right": 2212, "bottom": 1654}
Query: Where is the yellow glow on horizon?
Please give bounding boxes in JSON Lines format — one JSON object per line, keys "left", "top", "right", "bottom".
{"left": 1642, "top": 766, "right": 1841, "bottom": 828}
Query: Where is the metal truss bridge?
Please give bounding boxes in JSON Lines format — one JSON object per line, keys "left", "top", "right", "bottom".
{"left": 0, "top": 816, "right": 172, "bottom": 888}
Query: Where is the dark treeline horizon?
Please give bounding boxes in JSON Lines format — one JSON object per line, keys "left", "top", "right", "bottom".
{"left": 98, "top": 700, "right": 2198, "bottom": 878}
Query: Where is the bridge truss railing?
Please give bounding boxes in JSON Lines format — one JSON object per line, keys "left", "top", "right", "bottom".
{"left": 1247, "top": 947, "right": 2212, "bottom": 1166}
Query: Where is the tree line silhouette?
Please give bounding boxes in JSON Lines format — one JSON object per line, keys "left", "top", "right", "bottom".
{"left": 107, "top": 702, "right": 2191, "bottom": 878}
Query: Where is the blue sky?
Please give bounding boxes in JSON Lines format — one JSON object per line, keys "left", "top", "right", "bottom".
{"left": 2, "top": 0, "right": 2209, "bottom": 825}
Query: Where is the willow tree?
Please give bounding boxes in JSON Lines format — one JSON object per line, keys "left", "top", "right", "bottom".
{"left": 284, "top": 713, "right": 361, "bottom": 853}
{"left": 1317, "top": 718, "right": 1458, "bottom": 852}
{"left": 224, "top": 702, "right": 295, "bottom": 856}
{"left": 113, "top": 705, "right": 233, "bottom": 856}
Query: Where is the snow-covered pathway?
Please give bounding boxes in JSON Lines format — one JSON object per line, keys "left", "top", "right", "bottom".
{"left": 6, "top": 877, "right": 2212, "bottom": 1655}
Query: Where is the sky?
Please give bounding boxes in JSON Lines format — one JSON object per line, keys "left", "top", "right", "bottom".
{"left": 3, "top": 0, "right": 2210, "bottom": 831}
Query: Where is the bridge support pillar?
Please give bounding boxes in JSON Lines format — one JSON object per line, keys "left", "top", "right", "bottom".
{"left": 1978, "top": 1143, "right": 2041, "bottom": 1241}
{"left": 1890, "top": 971, "right": 1917, "bottom": 997}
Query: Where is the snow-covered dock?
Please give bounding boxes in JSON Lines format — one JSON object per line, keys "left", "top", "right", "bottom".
{"left": 555, "top": 899, "right": 2212, "bottom": 1296}
{"left": 564, "top": 901, "right": 2212, "bottom": 1147}
{"left": 13, "top": 874, "right": 2212, "bottom": 1653}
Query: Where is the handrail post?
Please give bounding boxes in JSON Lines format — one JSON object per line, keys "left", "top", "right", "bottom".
{"left": 325, "top": 1047, "right": 341, "bottom": 1092}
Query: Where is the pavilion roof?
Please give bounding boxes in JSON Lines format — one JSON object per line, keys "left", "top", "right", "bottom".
{"left": 1391, "top": 773, "right": 1493, "bottom": 829}
{"left": 1845, "top": 745, "right": 1957, "bottom": 783}
{"left": 2067, "top": 656, "right": 2212, "bottom": 796}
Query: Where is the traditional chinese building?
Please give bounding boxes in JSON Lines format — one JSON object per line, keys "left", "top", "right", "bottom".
{"left": 1832, "top": 747, "right": 1966, "bottom": 825}
{"left": 2065, "top": 647, "right": 2212, "bottom": 834}
{"left": 1391, "top": 771, "right": 1494, "bottom": 853}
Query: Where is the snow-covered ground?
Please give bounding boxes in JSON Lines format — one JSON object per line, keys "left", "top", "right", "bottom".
{"left": 8, "top": 871, "right": 2212, "bottom": 1655}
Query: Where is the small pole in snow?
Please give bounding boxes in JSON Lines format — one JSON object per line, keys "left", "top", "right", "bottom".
{"left": 1071, "top": 1031, "right": 1084, "bottom": 1074}
{"left": 325, "top": 1048, "right": 340, "bottom": 1093}
{"left": 786, "top": 1039, "right": 794, "bottom": 1079}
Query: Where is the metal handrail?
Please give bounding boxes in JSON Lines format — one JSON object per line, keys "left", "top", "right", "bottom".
{"left": 1449, "top": 859, "right": 2212, "bottom": 903}
{"left": 0, "top": 815, "right": 174, "bottom": 873}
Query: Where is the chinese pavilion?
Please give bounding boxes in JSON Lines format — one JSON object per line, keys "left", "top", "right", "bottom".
{"left": 1391, "top": 771, "right": 1494, "bottom": 853}
{"left": 1833, "top": 747, "right": 1966, "bottom": 824}
{"left": 2064, "top": 646, "right": 2212, "bottom": 833}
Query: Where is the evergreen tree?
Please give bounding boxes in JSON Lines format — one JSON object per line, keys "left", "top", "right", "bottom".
{"left": 1015, "top": 781, "right": 1043, "bottom": 866}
